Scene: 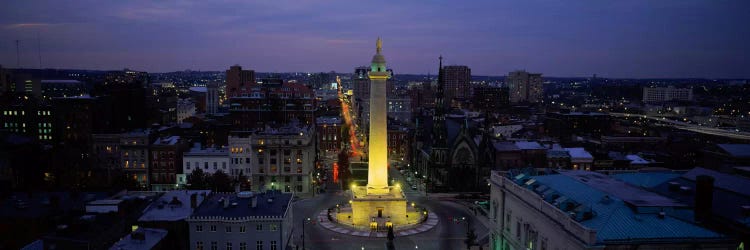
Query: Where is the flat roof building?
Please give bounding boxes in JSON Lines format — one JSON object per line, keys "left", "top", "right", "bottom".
{"left": 489, "top": 170, "right": 734, "bottom": 249}
{"left": 186, "top": 191, "right": 293, "bottom": 250}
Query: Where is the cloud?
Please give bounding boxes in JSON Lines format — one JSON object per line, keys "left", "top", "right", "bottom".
{"left": 4, "top": 23, "right": 62, "bottom": 29}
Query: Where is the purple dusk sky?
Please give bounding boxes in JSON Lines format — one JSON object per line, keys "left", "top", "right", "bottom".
{"left": 1, "top": 0, "right": 748, "bottom": 78}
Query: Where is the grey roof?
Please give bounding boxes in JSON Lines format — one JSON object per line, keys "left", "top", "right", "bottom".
{"left": 493, "top": 141, "right": 520, "bottom": 151}
{"left": 0, "top": 192, "right": 110, "bottom": 219}
{"left": 527, "top": 171, "right": 723, "bottom": 243}
{"left": 192, "top": 191, "right": 292, "bottom": 218}
{"left": 139, "top": 190, "right": 211, "bottom": 222}
{"left": 515, "top": 141, "right": 545, "bottom": 150}
{"left": 716, "top": 144, "right": 750, "bottom": 158}
{"left": 560, "top": 171, "right": 685, "bottom": 207}
{"left": 644, "top": 167, "right": 750, "bottom": 227}
{"left": 109, "top": 228, "right": 168, "bottom": 250}
{"left": 682, "top": 167, "right": 750, "bottom": 197}
{"left": 547, "top": 150, "right": 570, "bottom": 158}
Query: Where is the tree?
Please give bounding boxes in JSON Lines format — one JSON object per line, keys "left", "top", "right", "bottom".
{"left": 187, "top": 168, "right": 207, "bottom": 189}
{"left": 337, "top": 150, "right": 351, "bottom": 189}
{"left": 211, "top": 170, "right": 232, "bottom": 192}
{"left": 111, "top": 169, "right": 139, "bottom": 190}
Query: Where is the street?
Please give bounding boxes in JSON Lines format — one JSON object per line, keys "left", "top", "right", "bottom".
{"left": 290, "top": 158, "right": 488, "bottom": 250}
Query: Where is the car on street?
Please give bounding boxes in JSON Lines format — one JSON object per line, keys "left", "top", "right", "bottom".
{"left": 411, "top": 185, "right": 417, "bottom": 190}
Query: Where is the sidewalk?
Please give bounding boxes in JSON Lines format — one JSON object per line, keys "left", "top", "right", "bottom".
{"left": 316, "top": 210, "right": 439, "bottom": 238}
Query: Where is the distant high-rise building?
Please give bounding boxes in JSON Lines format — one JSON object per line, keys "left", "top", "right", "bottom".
{"left": 642, "top": 86, "right": 693, "bottom": 103}
{"left": 506, "top": 70, "right": 543, "bottom": 103}
{"left": 441, "top": 65, "right": 471, "bottom": 106}
{"left": 206, "top": 82, "right": 219, "bottom": 115}
{"left": 225, "top": 65, "right": 255, "bottom": 97}
{"left": 352, "top": 66, "right": 370, "bottom": 102}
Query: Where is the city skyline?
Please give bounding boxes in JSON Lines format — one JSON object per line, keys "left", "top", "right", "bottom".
{"left": 2, "top": 0, "right": 749, "bottom": 78}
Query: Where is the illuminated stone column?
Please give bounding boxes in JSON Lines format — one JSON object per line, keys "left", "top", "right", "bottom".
{"left": 366, "top": 38, "right": 390, "bottom": 194}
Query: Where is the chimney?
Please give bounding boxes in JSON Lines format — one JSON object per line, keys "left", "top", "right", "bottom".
{"left": 694, "top": 175, "right": 714, "bottom": 223}
{"left": 190, "top": 193, "right": 197, "bottom": 208}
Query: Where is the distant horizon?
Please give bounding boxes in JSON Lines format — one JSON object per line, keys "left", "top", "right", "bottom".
{"left": 6, "top": 66, "right": 750, "bottom": 81}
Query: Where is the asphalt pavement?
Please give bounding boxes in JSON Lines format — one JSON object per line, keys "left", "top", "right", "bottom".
{"left": 289, "top": 161, "right": 488, "bottom": 250}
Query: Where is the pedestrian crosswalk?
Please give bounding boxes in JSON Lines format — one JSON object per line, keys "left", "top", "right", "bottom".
{"left": 317, "top": 210, "right": 438, "bottom": 238}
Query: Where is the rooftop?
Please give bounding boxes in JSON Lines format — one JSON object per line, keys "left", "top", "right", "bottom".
{"left": 516, "top": 171, "right": 722, "bottom": 243}
{"left": 191, "top": 191, "right": 292, "bottom": 219}
{"left": 547, "top": 150, "right": 570, "bottom": 158}
{"left": 153, "top": 136, "right": 180, "bottom": 145}
{"left": 316, "top": 116, "right": 342, "bottom": 124}
{"left": 565, "top": 148, "right": 594, "bottom": 160}
{"left": 184, "top": 147, "right": 228, "bottom": 157}
{"left": 716, "top": 144, "right": 750, "bottom": 158}
{"left": 626, "top": 154, "right": 650, "bottom": 165}
{"left": 492, "top": 141, "right": 520, "bottom": 152}
{"left": 108, "top": 228, "right": 168, "bottom": 250}
{"left": 515, "top": 141, "right": 545, "bottom": 150}
{"left": 0, "top": 192, "right": 110, "bottom": 219}
{"left": 613, "top": 172, "right": 681, "bottom": 188}
{"left": 139, "top": 190, "right": 211, "bottom": 222}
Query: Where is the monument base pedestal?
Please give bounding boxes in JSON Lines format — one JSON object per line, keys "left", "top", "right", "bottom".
{"left": 350, "top": 186, "right": 409, "bottom": 226}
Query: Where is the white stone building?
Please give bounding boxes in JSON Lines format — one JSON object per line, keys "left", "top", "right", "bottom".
{"left": 183, "top": 144, "right": 230, "bottom": 176}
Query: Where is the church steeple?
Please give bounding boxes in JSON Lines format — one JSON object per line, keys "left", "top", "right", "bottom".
{"left": 433, "top": 55, "right": 448, "bottom": 147}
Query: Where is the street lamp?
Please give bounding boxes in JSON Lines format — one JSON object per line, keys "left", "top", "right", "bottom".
{"left": 302, "top": 217, "right": 311, "bottom": 250}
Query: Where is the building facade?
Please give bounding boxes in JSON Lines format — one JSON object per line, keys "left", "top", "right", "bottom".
{"left": 442, "top": 65, "right": 471, "bottom": 104}
{"left": 183, "top": 146, "right": 231, "bottom": 176}
{"left": 643, "top": 86, "right": 694, "bottom": 103}
{"left": 206, "top": 82, "right": 220, "bottom": 115}
{"left": 187, "top": 192, "right": 293, "bottom": 250}
{"left": 228, "top": 82, "right": 316, "bottom": 129}
{"left": 473, "top": 85, "right": 509, "bottom": 111}
{"left": 150, "top": 136, "right": 188, "bottom": 191}
{"left": 506, "top": 70, "right": 542, "bottom": 103}
{"left": 228, "top": 134, "right": 253, "bottom": 177}
{"left": 251, "top": 125, "right": 315, "bottom": 193}
{"left": 226, "top": 65, "right": 255, "bottom": 98}
{"left": 489, "top": 170, "right": 733, "bottom": 250}
{"left": 120, "top": 130, "right": 151, "bottom": 188}
{"left": 316, "top": 116, "right": 341, "bottom": 157}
